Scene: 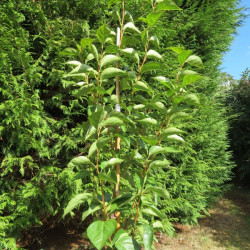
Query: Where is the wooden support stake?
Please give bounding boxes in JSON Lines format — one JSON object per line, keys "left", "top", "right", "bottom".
{"left": 115, "top": 27, "right": 121, "bottom": 229}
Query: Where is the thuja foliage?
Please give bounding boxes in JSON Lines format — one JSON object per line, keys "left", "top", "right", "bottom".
{"left": 61, "top": 0, "right": 207, "bottom": 248}
{"left": 225, "top": 69, "right": 250, "bottom": 184}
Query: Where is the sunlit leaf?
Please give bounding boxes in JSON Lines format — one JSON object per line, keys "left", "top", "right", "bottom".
{"left": 100, "top": 67, "right": 126, "bottom": 81}
{"left": 121, "top": 48, "right": 139, "bottom": 63}
{"left": 147, "top": 50, "right": 162, "bottom": 60}
{"left": 178, "top": 50, "right": 193, "bottom": 65}
{"left": 101, "top": 117, "right": 124, "bottom": 126}
{"left": 141, "top": 61, "right": 162, "bottom": 74}
{"left": 186, "top": 55, "right": 203, "bottom": 68}
{"left": 146, "top": 12, "right": 163, "bottom": 27}
{"left": 133, "top": 81, "right": 150, "bottom": 92}
{"left": 74, "top": 84, "right": 95, "bottom": 97}
{"left": 87, "top": 220, "right": 117, "bottom": 250}
{"left": 182, "top": 74, "right": 202, "bottom": 86}
{"left": 138, "top": 118, "right": 158, "bottom": 126}
{"left": 97, "top": 24, "right": 111, "bottom": 44}
{"left": 156, "top": 0, "right": 182, "bottom": 11}
{"left": 101, "top": 55, "right": 121, "bottom": 68}
{"left": 123, "top": 22, "right": 141, "bottom": 34}
{"left": 69, "top": 156, "right": 91, "bottom": 165}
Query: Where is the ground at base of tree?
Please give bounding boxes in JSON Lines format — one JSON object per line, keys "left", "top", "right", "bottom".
{"left": 19, "top": 186, "right": 250, "bottom": 250}
{"left": 155, "top": 186, "right": 250, "bottom": 250}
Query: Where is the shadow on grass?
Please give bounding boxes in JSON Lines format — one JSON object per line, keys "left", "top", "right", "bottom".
{"left": 199, "top": 187, "right": 250, "bottom": 249}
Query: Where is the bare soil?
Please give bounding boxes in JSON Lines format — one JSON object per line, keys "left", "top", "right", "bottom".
{"left": 19, "top": 186, "right": 250, "bottom": 250}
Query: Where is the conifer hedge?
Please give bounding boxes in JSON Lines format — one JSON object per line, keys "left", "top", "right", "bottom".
{"left": 0, "top": 0, "right": 243, "bottom": 248}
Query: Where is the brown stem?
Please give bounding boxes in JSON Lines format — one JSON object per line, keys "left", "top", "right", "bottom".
{"left": 96, "top": 45, "right": 104, "bottom": 87}
{"left": 157, "top": 115, "right": 172, "bottom": 145}
{"left": 88, "top": 164, "right": 98, "bottom": 194}
{"left": 119, "top": 0, "right": 125, "bottom": 47}
{"left": 155, "top": 115, "right": 166, "bottom": 138}
{"left": 137, "top": 35, "right": 150, "bottom": 81}
{"left": 152, "top": 0, "right": 157, "bottom": 11}
{"left": 96, "top": 130, "right": 108, "bottom": 220}
{"left": 128, "top": 32, "right": 150, "bottom": 106}
{"left": 133, "top": 156, "right": 150, "bottom": 233}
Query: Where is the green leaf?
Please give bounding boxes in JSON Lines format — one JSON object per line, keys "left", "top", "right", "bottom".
{"left": 162, "top": 127, "right": 184, "bottom": 136}
{"left": 121, "top": 48, "right": 139, "bottom": 64}
{"left": 106, "top": 86, "right": 115, "bottom": 95}
{"left": 99, "top": 173, "right": 116, "bottom": 184}
{"left": 123, "top": 22, "right": 141, "bottom": 34}
{"left": 164, "top": 147, "right": 181, "bottom": 153}
{"left": 96, "top": 137, "right": 110, "bottom": 150}
{"left": 100, "top": 67, "right": 126, "bottom": 81}
{"left": 168, "top": 47, "right": 185, "bottom": 54}
{"left": 101, "top": 117, "right": 124, "bottom": 126}
{"left": 113, "top": 230, "right": 141, "bottom": 250}
{"left": 89, "top": 109, "right": 105, "bottom": 129}
{"left": 60, "top": 47, "right": 77, "bottom": 56}
{"left": 185, "top": 55, "right": 203, "bottom": 68}
{"left": 146, "top": 12, "right": 163, "bottom": 27}
{"left": 141, "top": 136, "right": 158, "bottom": 146}
{"left": 182, "top": 70, "right": 199, "bottom": 76}
{"left": 147, "top": 50, "right": 162, "bottom": 60}
{"left": 166, "top": 134, "right": 185, "bottom": 142}
{"left": 74, "top": 84, "right": 95, "bottom": 97}
{"left": 70, "top": 64, "right": 96, "bottom": 74}
{"left": 171, "top": 111, "right": 190, "bottom": 120}
{"left": 145, "top": 186, "right": 170, "bottom": 199}
{"left": 142, "top": 205, "right": 164, "bottom": 219}
{"left": 86, "top": 53, "right": 95, "bottom": 63}
{"left": 97, "top": 24, "right": 111, "bottom": 44}
{"left": 66, "top": 60, "right": 81, "bottom": 66}
{"left": 141, "top": 62, "right": 162, "bottom": 74}
{"left": 134, "top": 104, "right": 146, "bottom": 109}
{"left": 110, "top": 193, "right": 133, "bottom": 213}
{"left": 149, "top": 36, "right": 159, "bottom": 46}
{"left": 138, "top": 118, "right": 158, "bottom": 126}
{"left": 149, "top": 146, "right": 166, "bottom": 157}
{"left": 141, "top": 29, "right": 149, "bottom": 47}
{"left": 178, "top": 50, "right": 193, "bottom": 65}
{"left": 107, "top": 158, "right": 123, "bottom": 166}
{"left": 85, "top": 125, "right": 96, "bottom": 141}
{"left": 70, "top": 156, "right": 91, "bottom": 166}
{"left": 153, "top": 101, "right": 167, "bottom": 114}
{"left": 88, "top": 141, "right": 97, "bottom": 157}
{"left": 153, "top": 221, "right": 164, "bottom": 228}
{"left": 81, "top": 38, "right": 94, "bottom": 49}
{"left": 82, "top": 204, "right": 102, "bottom": 221}
{"left": 133, "top": 81, "right": 150, "bottom": 92}
{"left": 143, "top": 225, "right": 154, "bottom": 250}
{"left": 154, "top": 76, "right": 175, "bottom": 90}
{"left": 183, "top": 93, "right": 200, "bottom": 105}
{"left": 63, "top": 193, "right": 92, "bottom": 218}
{"left": 134, "top": 173, "right": 143, "bottom": 190}
{"left": 105, "top": 45, "right": 119, "bottom": 54}
{"left": 101, "top": 55, "right": 121, "bottom": 68}
{"left": 156, "top": 0, "right": 182, "bottom": 11}
{"left": 149, "top": 159, "right": 170, "bottom": 168}
{"left": 182, "top": 74, "right": 202, "bottom": 87}
{"left": 91, "top": 44, "right": 99, "bottom": 60}
{"left": 87, "top": 220, "right": 117, "bottom": 250}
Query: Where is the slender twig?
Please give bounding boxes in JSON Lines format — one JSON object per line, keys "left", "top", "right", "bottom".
{"left": 95, "top": 130, "right": 108, "bottom": 220}
{"left": 155, "top": 115, "right": 166, "bottom": 138}
{"left": 129, "top": 33, "right": 150, "bottom": 105}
